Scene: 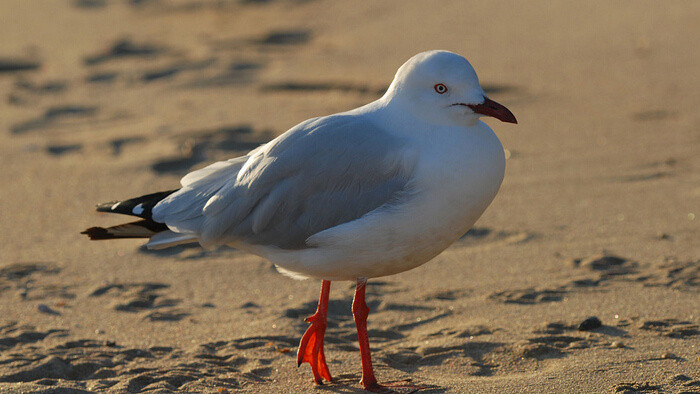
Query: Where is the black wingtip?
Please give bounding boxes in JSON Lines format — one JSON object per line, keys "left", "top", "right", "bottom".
{"left": 93, "top": 189, "right": 178, "bottom": 219}
{"left": 95, "top": 201, "right": 120, "bottom": 213}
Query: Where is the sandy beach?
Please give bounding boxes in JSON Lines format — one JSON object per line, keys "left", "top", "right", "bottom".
{"left": 0, "top": 1, "right": 698, "bottom": 392}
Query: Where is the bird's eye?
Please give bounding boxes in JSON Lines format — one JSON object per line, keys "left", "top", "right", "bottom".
{"left": 434, "top": 83, "right": 448, "bottom": 94}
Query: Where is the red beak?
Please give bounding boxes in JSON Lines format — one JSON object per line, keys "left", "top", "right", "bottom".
{"left": 467, "top": 97, "right": 517, "bottom": 124}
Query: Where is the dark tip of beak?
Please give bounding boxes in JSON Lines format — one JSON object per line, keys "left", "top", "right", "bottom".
{"left": 467, "top": 97, "right": 517, "bottom": 124}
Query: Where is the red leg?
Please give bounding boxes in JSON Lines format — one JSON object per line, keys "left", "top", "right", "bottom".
{"left": 353, "top": 278, "right": 425, "bottom": 393}
{"left": 352, "top": 277, "right": 380, "bottom": 390}
{"left": 297, "top": 280, "right": 332, "bottom": 384}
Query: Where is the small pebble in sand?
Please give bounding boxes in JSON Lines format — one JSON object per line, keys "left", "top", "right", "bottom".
{"left": 578, "top": 316, "right": 602, "bottom": 331}
{"left": 610, "top": 341, "right": 625, "bottom": 348}
{"left": 37, "top": 303, "right": 60, "bottom": 315}
{"left": 660, "top": 352, "right": 675, "bottom": 359}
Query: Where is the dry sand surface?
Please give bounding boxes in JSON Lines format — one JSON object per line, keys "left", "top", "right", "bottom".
{"left": 0, "top": 0, "right": 698, "bottom": 392}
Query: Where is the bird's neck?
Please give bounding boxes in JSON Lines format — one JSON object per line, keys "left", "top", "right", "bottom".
{"left": 370, "top": 95, "right": 479, "bottom": 134}
{"left": 370, "top": 96, "right": 431, "bottom": 131}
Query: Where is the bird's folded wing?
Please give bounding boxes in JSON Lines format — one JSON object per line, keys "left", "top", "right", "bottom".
{"left": 152, "top": 114, "right": 416, "bottom": 249}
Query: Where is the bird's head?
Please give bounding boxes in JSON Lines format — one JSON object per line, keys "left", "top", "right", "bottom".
{"left": 384, "top": 50, "right": 517, "bottom": 127}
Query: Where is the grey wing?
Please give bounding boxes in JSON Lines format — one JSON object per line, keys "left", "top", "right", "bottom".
{"left": 153, "top": 114, "right": 415, "bottom": 249}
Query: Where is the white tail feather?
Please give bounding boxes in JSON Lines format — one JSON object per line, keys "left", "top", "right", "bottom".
{"left": 146, "top": 231, "right": 198, "bottom": 250}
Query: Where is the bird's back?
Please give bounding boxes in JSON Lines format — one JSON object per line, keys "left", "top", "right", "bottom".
{"left": 151, "top": 113, "right": 415, "bottom": 249}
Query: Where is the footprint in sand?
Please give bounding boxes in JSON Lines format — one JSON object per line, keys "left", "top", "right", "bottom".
{"left": 639, "top": 319, "right": 699, "bottom": 339}
{"left": 260, "top": 80, "right": 388, "bottom": 96}
{"left": 150, "top": 125, "right": 272, "bottom": 175}
{"left": 488, "top": 287, "right": 568, "bottom": 305}
{"left": 46, "top": 144, "right": 82, "bottom": 156}
{"left": 382, "top": 341, "right": 502, "bottom": 377}
{"left": 632, "top": 109, "right": 675, "bottom": 122}
{"left": 493, "top": 318, "right": 630, "bottom": 368}
{"left": 612, "top": 381, "right": 663, "bottom": 393}
{"left": 421, "top": 288, "right": 471, "bottom": 302}
{"left": 10, "top": 105, "right": 98, "bottom": 134}
{"left": 0, "top": 322, "right": 68, "bottom": 350}
{"left": 571, "top": 253, "right": 638, "bottom": 277}
{"left": 564, "top": 252, "right": 645, "bottom": 292}
{"left": 429, "top": 325, "right": 494, "bottom": 339}
{"left": 569, "top": 254, "right": 698, "bottom": 294}
{"left": 0, "top": 329, "right": 304, "bottom": 392}
{"left": 458, "top": 227, "right": 537, "bottom": 249}
{"left": 484, "top": 254, "right": 638, "bottom": 303}
{"left": 84, "top": 38, "right": 164, "bottom": 66}
{"left": 141, "top": 58, "right": 215, "bottom": 83}
{"left": 0, "top": 262, "right": 73, "bottom": 301}
{"left": 209, "top": 28, "right": 312, "bottom": 52}
{"left": 0, "top": 57, "right": 41, "bottom": 73}
{"left": 109, "top": 136, "right": 146, "bottom": 156}
{"left": 638, "top": 258, "right": 699, "bottom": 291}
{"left": 181, "top": 60, "right": 264, "bottom": 88}
{"left": 89, "top": 282, "right": 188, "bottom": 321}
{"left": 10, "top": 79, "right": 68, "bottom": 106}
{"left": 608, "top": 156, "right": 687, "bottom": 183}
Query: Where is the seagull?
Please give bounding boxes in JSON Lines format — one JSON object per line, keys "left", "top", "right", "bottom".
{"left": 82, "top": 50, "right": 517, "bottom": 391}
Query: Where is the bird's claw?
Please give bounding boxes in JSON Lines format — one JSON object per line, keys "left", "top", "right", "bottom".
{"left": 297, "top": 312, "right": 332, "bottom": 384}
